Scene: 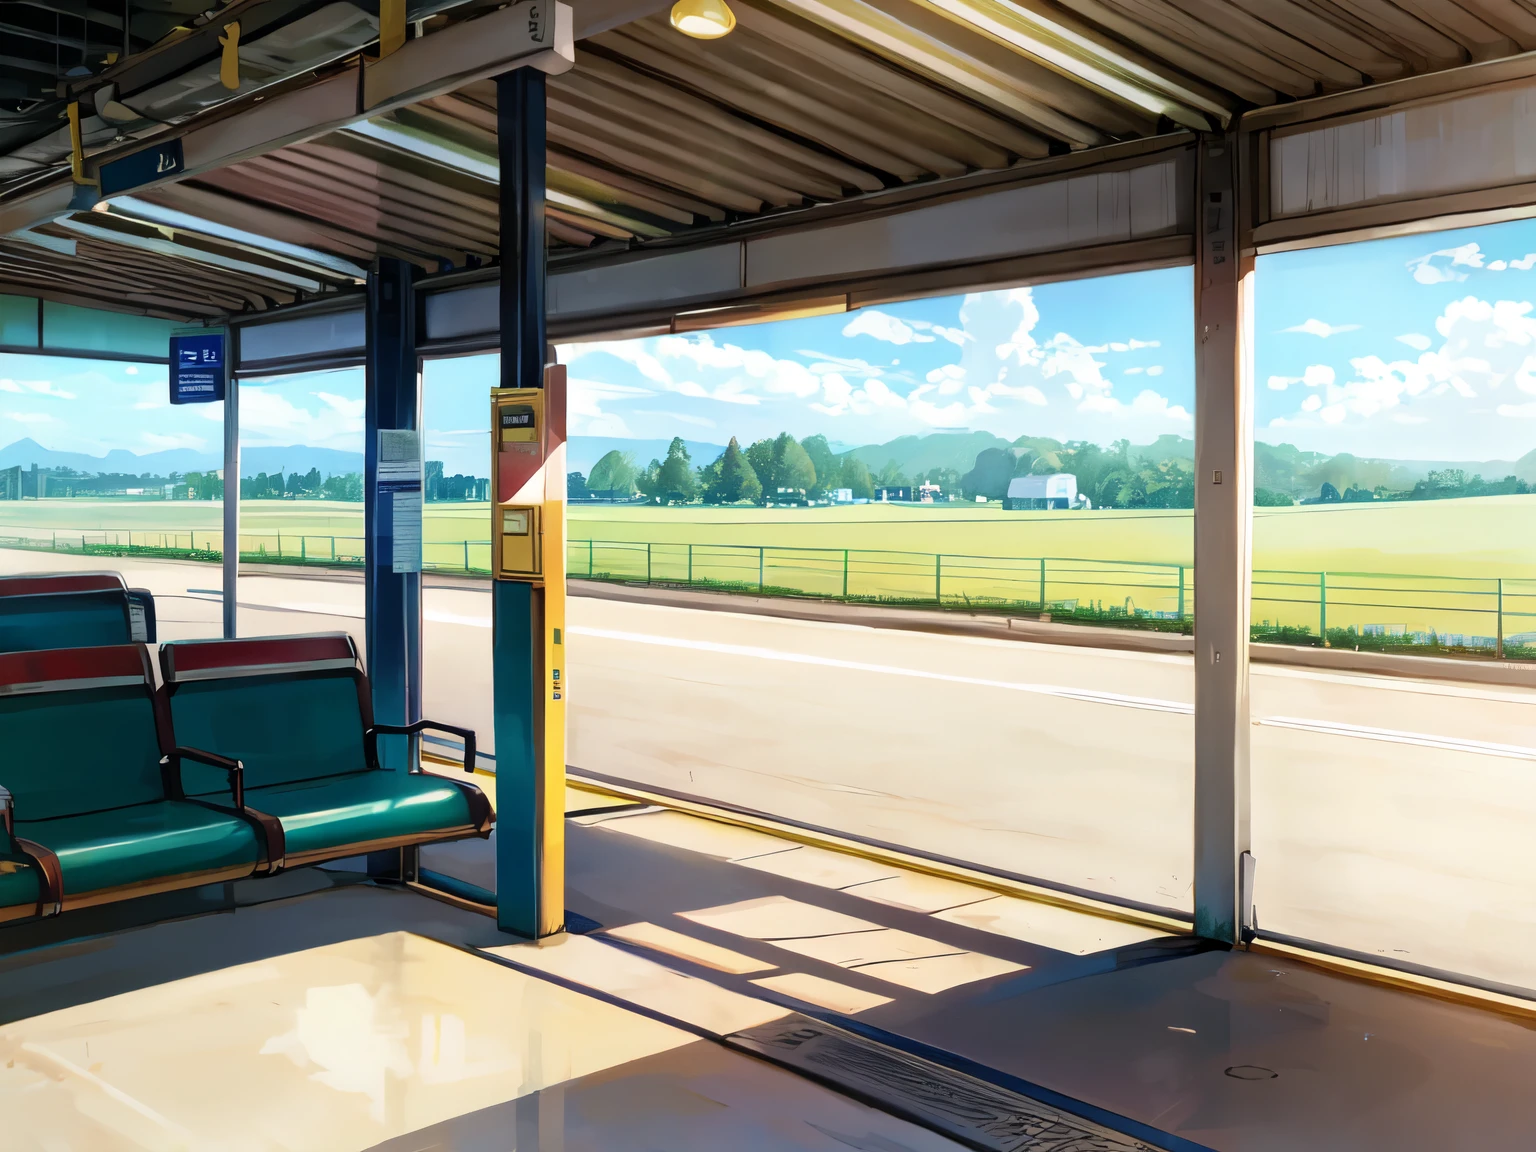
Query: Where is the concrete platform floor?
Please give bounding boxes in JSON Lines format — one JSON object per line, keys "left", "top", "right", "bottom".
{"left": 422, "top": 806, "right": 1536, "bottom": 1152}
{"left": 0, "top": 878, "right": 979, "bottom": 1152}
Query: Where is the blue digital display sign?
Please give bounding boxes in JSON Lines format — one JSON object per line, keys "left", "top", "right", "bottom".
{"left": 170, "top": 332, "right": 227, "bottom": 405}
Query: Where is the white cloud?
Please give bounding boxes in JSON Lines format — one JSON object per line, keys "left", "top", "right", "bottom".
{"left": 568, "top": 376, "right": 650, "bottom": 437}
{"left": 315, "top": 392, "right": 365, "bottom": 423}
{"left": 1146, "top": 365, "right": 1164, "bottom": 377}
{"left": 1497, "top": 401, "right": 1536, "bottom": 417}
{"left": 5, "top": 411, "right": 53, "bottom": 424}
{"left": 1408, "top": 242, "right": 1485, "bottom": 284}
{"left": 1396, "top": 333, "right": 1432, "bottom": 351}
{"left": 0, "top": 378, "right": 75, "bottom": 399}
{"left": 1301, "top": 394, "right": 1322, "bottom": 412}
{"left": 141, "top": 432, "right": 208, "bottom": 451}
{"left": 124, "top": 366, "right": 139, "bottom": 376}
{"left": 925, "top": 363, "right": 966, "bottom": 395}
{"left": 1128, "top": 338, "right": 1160, "bottom": 350}
{"left": 1275, "top": 294, "right": 1536, "bottom": 433}
{"left": 842, "top": 310, "right": 928, "bottom": 345}
{"left": 1267, "top": 364, "right": 1333, "bottom": 391}
{"left": 1076, "top": 388, "right": 1191, "bottom": 423}
{"left": 1489, "top": 260, "right": 1509, "bottom": 272}
{"left": 238, "top": 384, "right": 365, "bottom": 449}
{"left": 1512, "top": 254, "right": 1536, "bottom": 271}
{"left": 1284, "top": 318, "right": 1361, "bottom": 337}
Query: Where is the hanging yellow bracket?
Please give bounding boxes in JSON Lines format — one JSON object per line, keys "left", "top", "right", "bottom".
{"left": 218, "top": 22, "right": 240, "bottom": 90}
{"left": 66, "top": 102, "right": 97, "bottom": 186}
{"left": 379, "top": 0, "right": 406, "bottom": 58}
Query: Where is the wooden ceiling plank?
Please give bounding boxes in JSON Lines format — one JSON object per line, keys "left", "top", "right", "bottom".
{"left": 1324, "top": 0, "right": 1465, "bottom": 68}
{"left": 1448, "top": 0, "right": 1536, "bottom": 51}
{"left": 547, "top": 95, "right": 810, "bottom": 205}
{"left": 566, "top": 51, "right": 889, "bottom": 189}
{"left": 611, "top": 22, "right": 1012, "bottom": 170}
{"left": 733, "top": 0, "right": 1051, "bottom": 156}
{"left": 550, "top": 78, "right": 851, "bottom": 199}
{"left": 595, "top": 28, "right": 952, "bottom": 176}
{"left": 548, "top": 147, "right": 727, "bottom": 220}
{"left": 1089, "top": 0, "right": 1316, "bottom": 96}
{"left": 1051, "top": 0, "right": 1277, "bottom": 102}
{"left": 545, "top": 121, "right": 766, "bottom": 212}
{"left": 1218, "top": 0, "right": 1411, "bottom": 79}
{"left": 1389, "top": 0, "right": 1517, "bottom": 59}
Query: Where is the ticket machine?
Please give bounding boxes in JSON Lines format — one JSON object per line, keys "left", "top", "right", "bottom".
{"left": 491, "top": 365, "right": 566, "bottom": 938}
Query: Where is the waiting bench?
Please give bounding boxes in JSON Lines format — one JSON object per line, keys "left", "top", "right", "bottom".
{"left": 159, "top": 634, "right": 492, "bottom": 871}
{"left": 0, "top": 572, "right": 156, "bottom": 654}
{"left": 0, "top": 633, "right": 491, "bottom": 925}
{"left": 0, "top": 644, "right": 264, "bottom": 920}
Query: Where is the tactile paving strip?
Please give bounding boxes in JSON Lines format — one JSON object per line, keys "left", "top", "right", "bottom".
{"left": 727, "top": 1016, "right": 1173, "bottom": 1152}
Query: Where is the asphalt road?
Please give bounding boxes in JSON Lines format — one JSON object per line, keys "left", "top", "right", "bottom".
{"left": 3, "top": 550, "right": 1533, "bottom": 990}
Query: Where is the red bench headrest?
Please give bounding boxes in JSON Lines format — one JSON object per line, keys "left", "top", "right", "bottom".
{"left": 161, "top": 633, "right": 360, "bottom": 683}
{"left": 0, "top": 572, "right": 127, "bottom": 598}
{"left": 0, "top": 644, "right": 151, "bottom": 696}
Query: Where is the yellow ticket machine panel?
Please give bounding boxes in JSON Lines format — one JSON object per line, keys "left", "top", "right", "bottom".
{"left": 493, "top": 387, "right": 548, "bottom": 582}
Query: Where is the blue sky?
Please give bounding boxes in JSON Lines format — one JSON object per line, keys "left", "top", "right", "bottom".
{"left": 9, "top": 218, "right": 1536, "bottom": 469}
{"left": 554, "top": 266, "right": 1195, "bottom": 453}
{"left": 1256, "top": 218, "right": 1536, "bottom": 461}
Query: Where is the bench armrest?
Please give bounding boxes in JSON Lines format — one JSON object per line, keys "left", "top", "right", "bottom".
{"left": 366, "top": 720, "right": 477, "bottom": 774}
{"left": 0, "top": 784, "right": 12, "bottom": 840}
{"left": 165, "top": 746, "right": 246, "bottom": 810}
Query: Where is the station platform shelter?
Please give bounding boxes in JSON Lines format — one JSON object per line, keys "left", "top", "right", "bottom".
{"left": 1, "top": 1, "right": 1536, "bottom": 1148}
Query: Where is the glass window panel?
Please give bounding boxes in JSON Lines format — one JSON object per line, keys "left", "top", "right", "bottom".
{"left": 0, "top": 295, "right": 38, "bottom": 348}
{"left": 422, "top": 353, "right": 496, "bottom": 764}
{"left": 553, "top": 270, "right": 1198, "bottom": 912}
{"left": 235, "top": 368, "right": 365, "bottom": 648}
{"left": 0, "top": 352, "right": 225, "bottom": 640}
{"left": 42, "top": 302, "right": 177, "bottom": 359}
{"left": 1251, "top": 218, "right": 1536, "bottom": 991}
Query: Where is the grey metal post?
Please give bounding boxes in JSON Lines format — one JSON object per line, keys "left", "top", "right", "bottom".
{"left": 364, "top": 258, "right": 423, "bottom": 776}
{"left": 222, "top": 370, "right": 239, "bottom": 638}
{"left": 1192, "top": 132, "right": 1254, "bottom": 946}
{"left": 1497, "top": 578, "right": 1504, "bottom": 658}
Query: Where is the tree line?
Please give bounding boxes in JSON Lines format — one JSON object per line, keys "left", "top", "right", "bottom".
{"left": 574, "top": 435, "right": 882, "bottom": 505}
{"left": 959, "top": 439, "right": 1195, "bottom": 508}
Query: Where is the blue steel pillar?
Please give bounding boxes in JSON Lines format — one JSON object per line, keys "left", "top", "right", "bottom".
{"left": 365, "top": 257, "right": 422, "bottom": 870}
{"left": 494, "top": 66, "right": 560, "bottom": 937}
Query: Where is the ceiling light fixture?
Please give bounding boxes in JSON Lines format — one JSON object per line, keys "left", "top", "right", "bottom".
{"left": 670, "top": 0, "right": 736, "bottom": 39}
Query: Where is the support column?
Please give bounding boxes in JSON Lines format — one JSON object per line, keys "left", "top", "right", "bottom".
{"left": 365, "top": 257, "right": 422, "bottom": 780}
{"left": 1192, "top": 133, "right": 1255, "bottom": 945}
{"left": 222, "top": 372, "right": 239, "bottom": 638}
{"left": 494, "top": 66, "right": 564, "bottom": 939}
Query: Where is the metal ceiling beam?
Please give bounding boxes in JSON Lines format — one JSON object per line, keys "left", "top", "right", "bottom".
{"left": 101, "top": 195, "right": 371, "bottom": 278}
{"left": 52, "top": 215, "right": 327, "bottom": 291}
{"left": 907, "top": 0, "right": 1231, "bottom": 128}
{"left": 0, "top": 0, "right": 574, "bottom": 237}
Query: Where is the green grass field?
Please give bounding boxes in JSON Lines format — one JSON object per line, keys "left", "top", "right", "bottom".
{"left": 2, "top": 495, "right": 1534, "bottom": 643}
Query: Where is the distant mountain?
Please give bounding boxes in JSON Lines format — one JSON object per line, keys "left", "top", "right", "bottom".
{"left": 846, "top": 431, "right": 1015, "bottom": 477}
{"left": 568, "top": 436, "right": 726, "bottom": 477}
{"left": 0, "top": 438, "right": 364, "bottom": 480}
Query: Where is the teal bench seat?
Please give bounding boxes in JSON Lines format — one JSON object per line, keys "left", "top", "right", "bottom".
{"left": 0, "top": 644, "right": 266, "bottom": 917}
{"left": 0, "top": 571, "right": 155, "bottom": 654}
{"left": 160, "top": 634, "right": 492, "bottom": 870}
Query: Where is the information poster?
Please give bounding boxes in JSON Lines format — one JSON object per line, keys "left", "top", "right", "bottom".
{"left": 377, "top": 429, "right": 422, "bottom": 574}
{"left": 169, "top": 331, "right": 227, "bottom": 405}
